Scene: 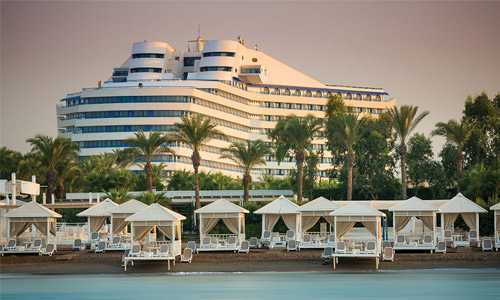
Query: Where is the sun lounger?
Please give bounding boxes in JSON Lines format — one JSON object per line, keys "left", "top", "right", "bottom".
{"left": 249, "top": 237, "right": 259, "bottom": 248}
{"left": 129, "top": 244, "right": 141, "bottom": 257}
{"left": 287, "top": 239, "right": 298, "bottom": 251}
{"left": 469, "top": 230, "right": 479, "bottom": 246}
{"left": 285, "top": 230, "right": 295, "bottom": 242}
{"left": 73, "top": 238, "right": 84, "bottom": 250}
{"left": 181, "top": 248, "right": 193, "bottom": 263}
{"left": 326, "top": 234, "right": 336, "bottom": 246}
{"left": 95, "top": 241, "right": 106, "bottom": 253}
{"left": 422, "top": 235, "right": 433, "bottom": 246}
{"left": 239, "top": 240, "right": 250, "bottom": 253}
{"left": 383, "top": 247, "right": 394, "bottom": 262}
{"left": 482, "top": 237, "right": 493, "bottom": 251}
{"left": 301, "top": 234, "right": 312, "bottom": 246}
{"left": 156, "top": 244, "right": 169, "bottom": 257}
{"left": 335, "top": 241, "right": 346, "bottom": 254}
{"left": 5, "top": 239, "right": 16, "bottom": 251}
{"left": 201, "top": 236, "right": 212, "bottom": 249}
{"left": 186, "top": 241, "right": 197, "bottom": 254}
{"left": 395, "top": 234, "right": 406, "bottom": 247}
{"left": 443, "top": 230, "right": 452, "bottom": 242}
{"left": 365, "top": 241, "right": 377, "bottom": 254}
{"left": 435, "top": 241, "right": 446, "bottom": 253}
{"left": 29, "top": 239, "right": 42, "bottom": 251}
{"left": 322, "top": 247, "right": 333, "bottom": 259}
{"left": 108, "top": 236, "right": 121, "bottom": 248}
{"left": 226, "top": 236, "right": 237, "bottom": 248}
{"left": 40, "top": 243, "right": 55, "bottom": 256}
{"left": 260, "top": 230, "right": 272, "bottom": 245}
{"left": 382, "top": 241, "right": 391, "bottom": 253}
{"left": 90, "top": 232, "right": 99, "bottom": 243}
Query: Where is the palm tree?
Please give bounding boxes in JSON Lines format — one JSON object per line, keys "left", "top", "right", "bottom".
{"left": 26, "top": 134, "right": 80, "bottom": 199}
{"left": 384, "top": 105, "right": 429, "bottom": 200}
{"left": 113, "top": 148, "right": 138, "bottom": 169}
{"left": 220, "top": 140, "right": 271, "bottom": 203}
{"left": 327, "top": 112, "right": 368, "bottom": 200}
{"left": 268, "top": 114, "right": 322, "bottom": 202}
{"left": 432, "top": 118, "right": 474, "bottom": 192}
{"left": 124, "top": 130, "right": 173, "bottom": 192}
{"left": 170, "top": 115, "right": 226, "bottom": 209}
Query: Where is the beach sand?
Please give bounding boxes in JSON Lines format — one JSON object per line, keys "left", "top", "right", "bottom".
{"left": 1, "top": 246, "right": 499, "bottom": 274}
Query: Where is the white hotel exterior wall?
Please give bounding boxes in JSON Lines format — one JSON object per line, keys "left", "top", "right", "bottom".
{"left": 57, "top": 38, "right": 396, "bottom": 180}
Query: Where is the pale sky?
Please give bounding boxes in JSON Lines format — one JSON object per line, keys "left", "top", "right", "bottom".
{"left": 1, "top": 1, "right": 499, "bottom": 155}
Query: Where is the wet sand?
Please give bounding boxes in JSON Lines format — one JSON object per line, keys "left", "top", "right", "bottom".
{"left": 1, "top": 246, "right": 499, "bottom": 275}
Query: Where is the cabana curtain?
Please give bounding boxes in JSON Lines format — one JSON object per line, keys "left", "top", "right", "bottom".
{"left": 9, "top": 222, "right": 31, "bottom": 237}
{"left": 132, "top": 225, "right": 154, "bottom": 242}
{"left": 420, "top": 216, "right": 434, "bottom": 231}
{"left": 157, "top": 225, "right": 180, "bottom": 241}
{"left": 496, "top": 214, "right": 500, "bottom": 230}
{"left": 362, "top": 221, "right": 379, "bottom": 238}
{"left": 302, "top": 216, "right": 320, "bottom": 232}
{"left": 282, "top": 214, "right": 297, "bottom": 231}
{"left": 395, "top": 216, "right": 412, "bottom": 232}
{"left": 240, "top": 217, "right": 245, "bottom": 234}
{"left": 112, "top": 218, "right": 128, "bottom": 235}
{"left": 202, "top": 218, "right": 220, "bottom": 234}
{"left": 222, "top": 218, "right": 239, "bottom": 235}
{"left": 461, "top": 213, "right": 477, "bottom": 231}
{"left": 442, "top": 213, "right": 459, "bottom": 231}
{"left": 264, "top": 215, "right": 280, "bottom": 231}
{"left": 324, "top": 216, "right": 336, "bottom": 228}
{"left": 89, "top": 217, "right": 108, "bottom": 233}
{"left": 336, "top": 221, "right": 356, "bottom": 239}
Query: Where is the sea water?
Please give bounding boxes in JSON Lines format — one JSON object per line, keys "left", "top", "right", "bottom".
{"left": 1, "top": 270, "right": 499, "bottom": 300}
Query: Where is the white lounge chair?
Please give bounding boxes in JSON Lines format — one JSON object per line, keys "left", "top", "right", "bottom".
{"left": 326, "top": 234, "right": 336, "bottom": 246}
{"left": 129, "top": 244, "right": 141, "bottom": 257}
{"left": 383, "top": 247, "right": 394, "bottom": 262}
{"left": 301, "top": 234, "right": 312, "bottom": 246}
{"left": 73, "top": 238, "right": 84, "bottom": 250}
{"left": 287, "top": 239, "right": 298, "bottom": 251}
{"left": 469, "top": 230, "right": 479, "bottom": 246}
{"left": 5, "top": 239, "right": 16, "bottom": 251}
{"left": 181, "top": 248, "right": 193, "bottom": 263}
{"left": 482, "top": 237, "right": 493, "bottom": 251}
{"left": 435, "top": 241, "right": 446, "bottom": 253}
{"left": 29, "top": 239, "right": 43, "bottom": 251}
{"left": 285, "top": 230, "right": 295, "bottom": 242}
{"left": 335, "top": 241, "right": 346, "bottom": 254}
{"left": 239, "top": 240, "right": 250, "bottom": 253}
{"left": 40, "top": 243, "right": 55, "bottom": 256}
{"left": 95, "top": 241, "right": 106, "bottom": 253}
{"left": 382, "top": 240, "right": 391, "bottom": 253}
{"left": 260, "top": 230, "right": 272, "bottom": 245}
{"left": 249, "top": 237, "right": 259, "bottom": 248}
{"left": 201, "top": 237, "right": 211, "bottom": 249}
{"left": 226, "top": 236, "right": 237, "bottom": 248}
{"left": 186, "top": 241, "right": 197, "bottom": 254}
{"left": 422, "top": 235, "right": 433, "bottom": 246}
{"left": 109, "top": 236, "right": 122, "bottom": 248}
{"left": 322, "top": 247, "right": 334, "bottom": 259}
{"left": 443, "top": 230, "right": 452, "bottom": 242}
{"left": 365, "top": 241, "right": 377, "bottom": 254}
{"left": 156, "top": 244, "right": 169, "bottom": 257}
{"left": 90, "top": 232, "right": 99, "bottom": 243}
{"left": 395, "top": 234, "right": 406, "bottom": 247}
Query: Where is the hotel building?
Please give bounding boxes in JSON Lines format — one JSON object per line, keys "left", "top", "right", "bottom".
{"left": 57, "top": 36, "right": 396, "bottom": 180}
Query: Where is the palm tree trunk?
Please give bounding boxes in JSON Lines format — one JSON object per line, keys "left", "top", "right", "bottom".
{"left": 192, "top": 151, "right": 201, "bottom": 209}
{"left": 46, "top": 168, "right": 56, "bottom": 200}
{"left": 296, "top": 149, "right": 306, "bottom": 203}
{"left": 347, "top": 150, "right": 354, "bottom": 201}
{"left": 457, "top": 151, "right": 464, "bottom": 193}
{"left": 243, "top": 173, "right": 251, "bottom": 204}
{"left": 145, "top": 162, "right": 153, "bottom": 192}
{"left": 399, "top": 143, "right": 408, "bottom": 200}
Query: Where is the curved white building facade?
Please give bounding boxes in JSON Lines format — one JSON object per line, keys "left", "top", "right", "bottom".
{"left": 57, "top": 37, "right": 396, "bottom": 180}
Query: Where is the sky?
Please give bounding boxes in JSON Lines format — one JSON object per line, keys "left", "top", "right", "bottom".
{"left": 1, "top": 1, "right": 499, "bottom": 155}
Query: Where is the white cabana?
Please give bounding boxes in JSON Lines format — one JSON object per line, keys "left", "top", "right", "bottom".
{"left": 107, "top": 199, "right": 148, "bottom": 238}
{"left": 489, "top": 203, "right": 500, "bottom": 249}
{"left": 438, "top": 193, "right": 487, "bottom": 240}
{"left": 329, "top": 201, "right": 385, "bottom": 254}
{"left": 389, "top": 196, "right": 439, "bottom": 248}
{"left": 194, "top": 199, "right": 248, "bottom": 244}
{"left": 77, "top": 198, "right": 118, "bottom": 240}
{"left": 125, "top": 203, "right": 186, "bottom": 256}
{"left": 4, "top": 200, "right": 61, "bottom": 243}
{"left": 254, "top": 195, "right": 300, "bottom": 240}
{"left": 297, "top": 196, "right": 341, "bottom": 237}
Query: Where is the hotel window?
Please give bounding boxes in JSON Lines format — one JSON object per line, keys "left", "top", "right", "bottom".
{"left": 263, "top": 87, "right": 270, "bottom": 94}
{"left": 294, "top": 89, "right": 301, "bottom": 96}
{"left": 376, "top": 95, "right": 382, "bottom": 101}
{"left": 356, "top": 93, "right": 362, "bottom": 100}
{"left": 183, "top": 57, "right": 201, "bottom": 66}
{"left": 132, "top": 53, "right": 165, "bottom": 59}
{"left": 286, "top": 103, "right": 292, "bottom": 109}
{"left": 274, "top": 88, "right": 280, "bottom": 95}
{"left": 346, "top": 93, "right": 352, "bottom": 100}
{"left": 240, "top": 68, "right": 261, "bottom": 74}
{"left": 337, "top": 92, "right": 342, "bottom": 98}
{"left": 203, "top": 52, "right": 235, "bottom": 57}
{"left": 175, "top": 57, "right": 180, "bottom": 61}
{"left": 265, "top": 102, "right": 271, "bottom": 108}
{"left": 365, "top": 94, "right": 372, "bottom": 101}
{"left": 315, "top": 91, "right": 322, "bottom": 98}
{"left": 305, "top": 90, "right": 312, "bottom": 97}
{"left": 130, "top": 68, "right": 162, "bottom": 73}
{"left": 200, "top": 66, "right": 232, "bottom": 72}
{"left": 327, "top": 92, "right": 332, "bottom": 98}
{"left": 297, "top": 104, "right": 302, "bottom": 110}
{"left": 276, "top": 102, "right": 282, "bottom": 108}
{"left": 284, "top": 89, "right": 291, "bottom": 96}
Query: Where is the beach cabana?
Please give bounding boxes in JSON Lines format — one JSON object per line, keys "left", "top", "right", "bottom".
{"left": 125, "top": 203, "right": 186, "bottom": 257}
{"left": 4, "top": 200, "right": 61, "bottom": 244}
{"left": 254, "top": 195, "right": 300, "bottom": 243}
{"left": 439, "top": 193, "right": 487, "bottom": 246}
{"left": 297, "top": 196, "right": 341, "bottom": 245}
{"left": 107, "top": 199, "right": 148, "bottom": 238}
{"left": 77, "top": 198, "right": 118, "bottom": 241}
{"left": 489, "top": 203, "right": 500, "bottom": 249}
{"left": 194, "top": 199, "right": 249, "bottom": 249}
{"left": 389, "top": 196, "right": 438, "bottom": 251}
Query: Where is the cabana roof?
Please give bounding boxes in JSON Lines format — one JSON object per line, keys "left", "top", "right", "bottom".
{"left": 330, "top": 201, "right": 385, "bottom": 217}
{"left": 107, "top": 199, "right": 148, "bottom": 214}
{"left": 254, "top": 195, "right": 299, "bottom": 215}
{"left": 195, "top": 199, "right": 249, "bottom": 214}
{"left": 389, "top": 196, "right": 438, "bottom": 212}
{"left": 332, "top": 199, "right": 449, "bottom": 210}
{"left": 125, "top": 203, "right": 186, "bottom": 222}
{"left": 490, "top": 203, "right": 500, "bottom": 211}
{"left": 438, "top": 193, "right": 487, "bottom": 213}
{"left": 298, "top": 196, "right": 341, "bottom": 212}
{"left": 77, "top": 198, "right": 118, "bottom": 217}
{"left": 4, "top": 200, "right": 61, "bottom": 218}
